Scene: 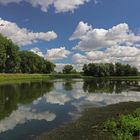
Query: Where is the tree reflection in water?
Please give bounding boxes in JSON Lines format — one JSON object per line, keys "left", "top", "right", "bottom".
{"left": 83, "top": 79, "right": 139, "bottom": 94}
{"left": 0, "top": 81, "right": 54, "bottom": 120}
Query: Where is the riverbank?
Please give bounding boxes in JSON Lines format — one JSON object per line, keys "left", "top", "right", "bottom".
{"left": 0, "top": 74, "right": 50, "bottom": 84}
{"left": 0, "top": 74, "right": 140, "bottom": 84}
{"left": 34, "top": 102, "right": 140, "bottom": 140}
{"left": 40, "top": 74, "right": 140, "bottom": 80}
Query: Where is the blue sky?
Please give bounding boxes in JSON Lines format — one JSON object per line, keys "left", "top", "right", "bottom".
{"left": 0, "top": 0, "right": 140, "bottom": 70}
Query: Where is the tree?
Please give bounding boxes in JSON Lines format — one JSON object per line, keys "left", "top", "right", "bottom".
{"left": 63, "top": 65, "right": 74, "bottom": 74}
{"left": 0, "top": 34, "right": 20, "bottom": 73}
{"left": 0, "top": 34, "right": 6, "bottom": 72}
{"left": 0, "top": 34, "right": 56, "bottom": 74}
{"left": 19, "top": 51, "right": 37, "bottom": 73}
{"left": 131, "top": 67, "right": 138, "bottom": 76}
{"left": 83, "top": 64, "right": 88, "bottom": 75}
{"left": 108, "top": 63, "right": 115, "bottom": 76}
{"left": 19, "top": 51, "right": 55, "bottom": 74}
{"left": 42, "top": 60, "right": 56, "bottom": 74}
{"left": 83, "top": 62, "right": 138, "bottom": 77}
{"left": 5, "top": 41, "right": 21, "bottom": 73}
{"left": 115, "top": 63, "right": 124, "bottom": 76}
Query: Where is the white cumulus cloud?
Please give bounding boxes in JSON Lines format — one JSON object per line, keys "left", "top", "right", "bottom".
{"left": 72, "top": 53, "right": 90, "bottom": 63}
{"left": 0, "top": 0, "right": 91, "bottom": 13}
{"left": 30, "top": 47, "right": 44, "bottom": 57}
{"left": 0, "top": 18, "right": 57, "bottom": 46}
{"left": 30, "top": 47, "right": 71, "bottom": 61}
{"left": 45, "top": 47, "right": 71, "bottom": 61}
{"left": 70, "top": 21, "right": 140, "bottom": 51}
{"left": 72, "top": 46, "right": 140, "bottom": 70}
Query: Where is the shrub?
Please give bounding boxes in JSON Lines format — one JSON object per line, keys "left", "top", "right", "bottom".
{"left": 104, "top": 108, "right": 140, "bottom": 140}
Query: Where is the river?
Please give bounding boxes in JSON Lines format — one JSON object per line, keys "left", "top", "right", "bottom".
{"left": 0, "top": 79, "right": 140, "bottom": 140}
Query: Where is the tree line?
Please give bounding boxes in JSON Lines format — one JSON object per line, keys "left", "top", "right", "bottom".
{"left": 82, "top": 63, "right": 138, "bottom": 77}
{"left": 62, "top": 63, "right": 138, "bottom": 77}
{"left": 0, "top": 34, "right": 55, "bottom": 73}
{"left": 0, "top": 34, "right": 139, "bottom": 76}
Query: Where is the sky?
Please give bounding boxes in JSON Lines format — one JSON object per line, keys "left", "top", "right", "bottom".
{"left": 0, "top": 0, "right": 140, "bottom": 71}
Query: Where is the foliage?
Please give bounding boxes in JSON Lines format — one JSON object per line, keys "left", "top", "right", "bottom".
{"left": 134, "top": 108, "right": 140, "bottom": 117}
{"left": 0, "top": 34, "right": 21, "bottom": 73}
{"left": 104, "top": 119, "right": 117, "bottom": 131}
{"left": 104, "top": 108, "right": 140, "bottom": 140}
{"left": 83, "top": 63, "right": 138, "bottom": 77}
{"left": 19, "top": 51, "right": 55, "bottom": 73}
{"left": 62, "top": 65, "right": 76, "bottom": 74}
{"left": 0, "top": 34, "right": 55, "bottom": 73}
{"left": 114, "top": 131, "right": 132, "bottom": 140}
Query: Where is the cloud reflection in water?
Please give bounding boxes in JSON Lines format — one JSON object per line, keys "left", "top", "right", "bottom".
{"left": 0, "top": 106, "right": 56, "bottom": 133}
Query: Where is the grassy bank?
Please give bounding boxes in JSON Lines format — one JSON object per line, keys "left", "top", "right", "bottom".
{"left": 0, "top": 74, "right": 50, "bottom": 84}
{"left": 1, "top": 74, "right": 140, "bottom": 84}
{"left": 48, "top": 74, "right": 82, "bottom": 79}
{"left": 34, "top": 102, "right": 140, "bottom": 140}
{"left": 0, "top": 74, "right": 82, "bottom": 82}
{"left": 49, "top": 74, "right": 140, "bottom": 80}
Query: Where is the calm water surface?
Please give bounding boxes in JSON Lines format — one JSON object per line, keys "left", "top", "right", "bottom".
{"left": 0, "top": 79, "right": 140, "bottom": 140}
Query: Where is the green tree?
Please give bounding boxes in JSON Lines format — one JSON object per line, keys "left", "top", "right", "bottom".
{"left": 83, "top": 64, "right": 88, "bottom": 75}
{"left": 42, "top": 60, "right": 56, "bottom": 74}
{"left": 0, "top": 34, "right": 7, "bottom": 72}
{"left": 19, "top": 51, "right": 36, "bottom": 73}
{"left": 5, "top": 42, "right": 20, "bottom": 73}
{"left": 0, "top": 34, "right": 20, "bottom": 73}
{"left": 0, "top": 34, "right": 55, "bottom": 74}
{"left": 19, "top": 51, "right": 55, "bottom": 73}
{"left": 63, "top": 65, "right": 74, "bottom": 74}
{"left": 83, "top": 62, "right": 138, "bottom": 77}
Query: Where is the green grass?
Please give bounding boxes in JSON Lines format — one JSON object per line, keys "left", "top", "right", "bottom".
{"left": 0, "top": 74, "right": 50, "bottom": 84}
{"left": 34, "top": 102, "right": 140, "bottom": 140}
{"left": 51, "top": 74, "right": 140, "bottom": 80}
{"left": 48, "top": 73, "right": 82, "bottom": 79}
{"left": 1, "top": 74, "right": 140, "bottom": 84}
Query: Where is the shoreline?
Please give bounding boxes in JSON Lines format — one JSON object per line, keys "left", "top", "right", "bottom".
{"left": 0, "top": 74, "right": 140, "bottom": 84}
{"left": 34, "top": 102, "right": 140, "bottom": 140}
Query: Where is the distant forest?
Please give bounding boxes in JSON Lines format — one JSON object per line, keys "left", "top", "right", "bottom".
{"left": 83, "top": 63, "right": 138, "bottom": 77}
{"left": 0, "top": 34, "right": 139, "bottom": 76}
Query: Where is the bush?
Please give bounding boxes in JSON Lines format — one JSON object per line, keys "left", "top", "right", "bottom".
{"left": 115, "top": 131, "right": 132, "bottom": 140}
{"left": 104, "top": 108, "right": 140, "bottom": 140}
{"left": 134, "top": 108, "right": 140, "bottom": 117}
{"left": 104, "top": 119, "right": 117, "bottom": 131}
{"left": 119, "top": 115, "right": 140, "bottom": 133}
